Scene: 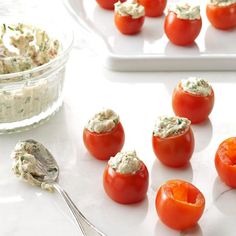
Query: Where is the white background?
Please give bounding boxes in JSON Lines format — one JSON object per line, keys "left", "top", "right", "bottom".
{"left": 0, "top": 0, "right": 236, "bottom": 235}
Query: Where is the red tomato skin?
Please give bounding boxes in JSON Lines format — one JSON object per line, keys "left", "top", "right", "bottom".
{"left": 155, "top": 180, "right": 205, "bottom": 230}
{"left": 164, "top": 12, "right": 202, "bottom": 46}
{"left": 96, "top": 0, "right": 126, "bottom": 10}
{"left": 114, "top": 13, "right": 145, "bottom": 35}
{"left": 206, "top": 3, "right": 236, "bottom": 30}
{"left": 152, "top": 127, "right": 194, "bottom": 168}
{"left": 103, "top": 162, "right": 149, "bottom": 204}
{"left": 83, "top": 122, "right": 125, "bottom": 160}
{"left": 172, "top": 83, "right": 215, "bottom": 124}
{"left": 138, "top": 0, "right": 167, "bottom": 17}
{"left": 215, "top": 137, "right": 236, "bottom": 188}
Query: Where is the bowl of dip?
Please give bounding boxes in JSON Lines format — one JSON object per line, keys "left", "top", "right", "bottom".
{"left": 0, "top": 23, "right": 73, "bottom": 133}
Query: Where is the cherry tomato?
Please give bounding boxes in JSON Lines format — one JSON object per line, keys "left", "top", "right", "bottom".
{"left": 164, "top": 11, "right": 202, "bottom": 46}
{"left": 138, "top": 0, "right": 167, "bottom": 17}
{"left": 103, "top": 162, "right": 149, "bottom": 204}
{"left": 83, "top": 122, "right": 125, "bottom": 160}
{"left": 152, "top": 126, "right": 194, "bottom": 168}
{"left": 114, "top": 13, "right": 145, "bottom": 35}
{"left": 96, "top": 0, "right": 125, "bottom": 10}
{"left": 215, "top": 137, "right": 236, "bottom": 188}
{"left": 206, "top": 3, "right": 236, "bottom": 30}
{"left": 172, "top": 82, "right": 215, "bottom": 124}
{"left": 156, "top": 180, "right": 205, "bottom": 230}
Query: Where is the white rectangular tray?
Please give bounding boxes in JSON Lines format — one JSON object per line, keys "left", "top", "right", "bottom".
{"left": 65, "top": 0, "right": 236, "bottom": 71}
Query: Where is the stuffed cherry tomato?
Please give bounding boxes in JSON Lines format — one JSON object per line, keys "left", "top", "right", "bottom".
{"left": 164, "top": 2, "right": 202, "bottom": 46}
{"left": 114, "top": 0, "right": 145, "bottom": 35}
{"left": 215, "top": 137, "right": 236, "bottom": 188}
{"left": 172, "top": 77, "right": 215, "bottom": 124}
{"left": 103, "top": 150, "right": 149, "bottom": 204}
{"left": 206, "top": 0, "right": 236, "bottom": 30}
{"left": 152, "top": 116, "right": 194, "bottom": 168}
{"left": 138, "top": 0, "right": 167, "bottom": 17}
{"left": 83, "top": 109, "right": 125, "bottom": 160}
{"left": 156, "top": 180, "right": 205, "bottom": 230}
{"left": 96, "top": 0, "right": 125, "bottom": 10}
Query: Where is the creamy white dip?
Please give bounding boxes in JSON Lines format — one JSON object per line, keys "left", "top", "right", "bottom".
{"left": 153, "top": 116, "right": 191, "bottom": 138}
{"left": 0, "top": 72, "right": 63, "bottom": 123}
{"left": 108, "top": 150, "right": 141, "bottom": 174}
{"left": 0, "top": 23, "right": 63, "bottom": 124}
{"left": 12, "top": 140, "right": 56, "bottom": 192}
{"left": 114, "top": 0, "right": 145, "bottom": 19}
{"left": 208, "top": 0, "right": 236, "bottom": 6}
{"left": 86, "top": 109, "right": 120, "bottom": 133}
{"left": 0, "top": 23, "right": 60, "bottom": 74}
{"left": 181, "top": 77, "right": 212, "bottom": 96}
{"left": 169, "top": 2, "right": 201, "bottom": 20}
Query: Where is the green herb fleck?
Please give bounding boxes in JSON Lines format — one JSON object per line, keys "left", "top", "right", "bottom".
{"left": 8, "top": 26, "right": 15, "bottom": 31}
{"left": 48, "top": 167, "right": 58, "bottom": 172}
{"left": 177, "top": 119, "right": 182, "bottom": 125}
{"left": 25, "top": 97, "right": 31, "bottom": 104}
{"left": 113, "top": 118, "right": 119, "bottom": 124}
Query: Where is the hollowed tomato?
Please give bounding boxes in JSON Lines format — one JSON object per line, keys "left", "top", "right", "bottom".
{"left": 215, "top": 137, "right": 236, "bottom": 188}
{"left": 155, "top": 179, "right": 205, "bottom": 230}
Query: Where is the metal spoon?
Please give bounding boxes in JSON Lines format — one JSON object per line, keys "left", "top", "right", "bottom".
{"left": 12, "top": 139, "right": 105, "bottom": 236}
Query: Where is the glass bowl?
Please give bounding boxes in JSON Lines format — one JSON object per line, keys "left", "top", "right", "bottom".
{"left": 0, "top": 24, "right": 73, "bottom": 134}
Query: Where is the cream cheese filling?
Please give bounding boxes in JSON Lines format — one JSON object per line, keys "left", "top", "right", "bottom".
{"left": 208, "top": 0, "right": 236, "bottom": 6}
{"left": 181, "top": 77, "right": 212, "bottom": 96}
{"left": 0, "top": 23, "right": 59, "bottom": 74}
{"left": 108, "top": 150, "right": 141, "bottom": 174}
{"left": 114, "top": 0, "right": 145, "bottom": 19}
{"left": 169, "top": 2, "right": 201, "bottom": 20}
{"left": 86, "top": 108, "right": 119, "bottom": 133}
{"left": 153, "top": 116, "right": 191, "bottom": 138}
{"left": 12, "top": 140, "right": 56, "bottom": 192}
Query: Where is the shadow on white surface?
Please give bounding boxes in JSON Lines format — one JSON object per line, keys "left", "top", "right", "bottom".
{"left": 155, "top": 221, "right": 203, "bottom": 236}
{"left": 155, "top": 220, "right": 179, "bottom": 236}
{"left": 143, "top": 16, "right": 165, "bottom": 43}
{"left": 0, "top": 104, "right": 73, "bottom": 142}
{"left": 97, "top": 194, "right": 149, "bottom": 233}
{"left": 92, "top": 5, "right": 114, "bottom": 38}
{"left": 151, "top": 160, "right": 193, "bottom": 192}
{"left": 113, "top": 33, "right": 145, "bottom": 55}
{"left": 205, "top": 25, "right": 236, "bottom": 53}
{"left": 212, "top": 177, "right": 236, "bottom": 215}
{"left": 191, "top": 119, "right": 213, "bottom": 153}
{"left": 102, "top": 67, "right": 236, "bottom": 89}
{"left": 182, "top": 224, "right": 203, "bottom": 236}
{"left": 165, "top": 42, "right": 200, "bottom": 56}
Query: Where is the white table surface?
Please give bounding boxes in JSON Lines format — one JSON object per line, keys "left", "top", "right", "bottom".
{"left": 1, "top": 1, "right": 236, "bottom": 236}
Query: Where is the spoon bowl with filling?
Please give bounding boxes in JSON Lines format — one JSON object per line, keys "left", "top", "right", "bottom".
{"left": 12, "top": 139, "right": 106, "bottom": 236}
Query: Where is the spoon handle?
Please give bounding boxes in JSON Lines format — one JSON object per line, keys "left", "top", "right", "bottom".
{"left": 53, "top": 183, "right": 106, "bottom": 236}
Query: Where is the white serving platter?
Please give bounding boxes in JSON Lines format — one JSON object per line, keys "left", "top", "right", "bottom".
{"left": 64, "top": 0, "right": 236, "bottom": 71}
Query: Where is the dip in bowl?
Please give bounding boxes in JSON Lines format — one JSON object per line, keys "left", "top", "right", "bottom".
{"left": 0, "top": 23, "right": 73, "bottom": 133}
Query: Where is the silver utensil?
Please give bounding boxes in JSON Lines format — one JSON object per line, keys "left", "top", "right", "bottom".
{"left": 15, "top": 139, "right": 105, "bottom": 236}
